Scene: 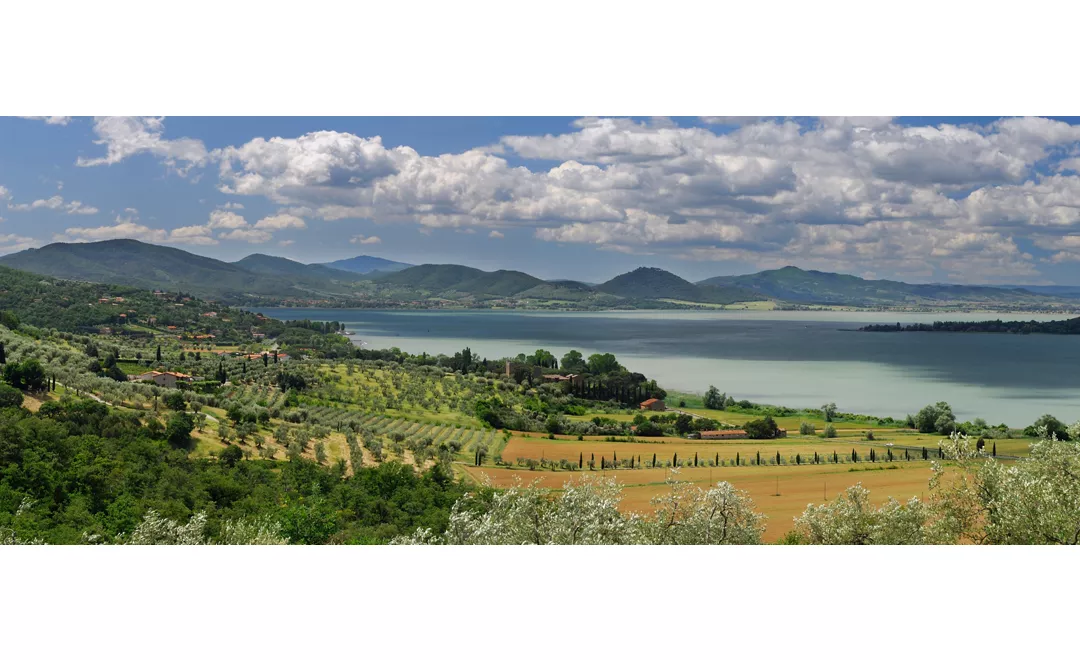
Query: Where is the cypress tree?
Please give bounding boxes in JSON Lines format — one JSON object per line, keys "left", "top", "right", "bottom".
{"left": 992, "top": 442, "right": 997, "bottom": 457}
{"left": 796, "top": 454, "right": 801, "bottom": 465}
{"left": 694, "top": 452, "right": 698, "bottom": 467}
{"left": 673, "top": 452, "right": 678, "bottom": 466}
{"left": 156, "top": 346, "right": 161, "bottom": 362}
{"left": 614, "top": 451, "right": 617, "bottom": 464}
{"left": 776, "top": 450, "right": 781, "bottom": 465}
{"left": 852, "top": 449, "right": 857, "bottom": 463}
{"left": 833, "top": 451, "right": 838, "bottom": 463}
{"left": 715, "top": 452, "right": 719, "bottom": 466}
{"left": 736, "top": 452, "right": 740, "bottom": 466}
{"left": 756, "top": 451, "right": 760, "bottom": 465}
{"left": 814, "top": 451, "right": 818, "bottom": 464}
{"left": 580, "top": 452, "right": 583, "bottom": 469}
{"left": 652, "top": 452, "right": 657, "bottom": 467}
{"left": 922, "top": 447, "right": 928, "bottom": 460}
{"left": 0, "top": 341, "right": 6, "bottom": 364}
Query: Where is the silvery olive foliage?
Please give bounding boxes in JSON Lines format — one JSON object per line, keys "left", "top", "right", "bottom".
{"left": 120, "top": 510, "right": 287, "bottom": 545}
{"left": 395, "top": 471, "right": 765, "bottom": 545}
{"left": 793, "top": 484, "right": 933, "bottom": 545}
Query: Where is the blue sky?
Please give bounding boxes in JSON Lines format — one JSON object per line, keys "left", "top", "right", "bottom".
{"left": 3, "top": 116, "right": 1080, "bottom": 284}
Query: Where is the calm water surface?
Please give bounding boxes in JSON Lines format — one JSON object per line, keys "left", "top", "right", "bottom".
{"left": 252, "top": 309, "right": 1080, "bottom": 426}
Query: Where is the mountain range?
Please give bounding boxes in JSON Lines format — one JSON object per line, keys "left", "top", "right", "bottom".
{"left": 0, "top": 239, "right": 1076, "bottom": 310}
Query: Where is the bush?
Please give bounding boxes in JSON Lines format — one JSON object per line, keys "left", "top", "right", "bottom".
{"left": 799, "top": 421, "right": 816, "bottom": 436}
{"left": 823, "top": 424, "right": 837, "bottom": 439}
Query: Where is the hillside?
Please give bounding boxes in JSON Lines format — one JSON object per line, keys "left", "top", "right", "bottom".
{"left": 0, "top": 263, "right": 278, "bottom": 339}
{"left": 596, "top": 267, "right": 764, "bottom": 304}
{"left": 700, "top": 266, "right": 1065, "bottom": 306}
{"left": 0, "top": 240, "right": 313, "bottom": 302}
{"left": 234, "top": 254, "right": 368, "bottom": 286}
{"left": 318, "top": 255, "right": 412, "bottom": 274}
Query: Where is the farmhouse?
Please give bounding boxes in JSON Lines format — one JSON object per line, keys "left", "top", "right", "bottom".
{"left": 132, "top": 371, "right": 194, "bottom": 388}
{"left": 639, "top": 398, "right": 666, "bottom": 411}
{"left": 542, "top": 373, "right": 584, "bottom": 385}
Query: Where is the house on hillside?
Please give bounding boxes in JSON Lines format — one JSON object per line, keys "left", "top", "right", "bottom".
{"left": 132, "top": 371, "right": 194, "bottom": 388}
{"left": 505, "top": 362, "right": 542, "bottom": 381}
{"left": 640, "top": 398, "right": 666, "bottom": 411}
{"left": 542, "top": 373, "right": 584, "bottom": 386}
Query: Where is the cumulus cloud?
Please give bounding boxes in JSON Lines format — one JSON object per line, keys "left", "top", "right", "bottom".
{"left": 207, "top": 209, "right": 249, "bottom": 229}
{"left": 167, "top": 224, "right": 218, "bottom": 246}
{"left": 254, "top": 213, "right": 306, "bottom": 230}
{"left": 218, "top": 228, "right": 272, "bottom": 243}
{"left": 0, "top": 186, "right": 9, "bottom": 200}
{"left": 63, "top": 221, "right": 168, "bottom": 243}
{"left": 76, "top": 117, "right": 208, "bottom": 173}
{"left": 7, "top": 195, "right": 99, "bottom": 215}
{"left": 0, "top": 233, "right": 41, "bottom": 254}
{"left": 488, "top": 230, "right": 504, "bottom": 239}
{"left": 20, "top": 116, "right": 72, "bottom": 126}
{"left": 350, "top": 234, "right": 381, "bottom": 245}
{"left": 53, "top": 115, "right": 1080, "bottom": 281}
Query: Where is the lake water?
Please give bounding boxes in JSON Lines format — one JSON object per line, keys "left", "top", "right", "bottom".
{"left": 251, "top": 308, "right": 1080, "bottom": 427}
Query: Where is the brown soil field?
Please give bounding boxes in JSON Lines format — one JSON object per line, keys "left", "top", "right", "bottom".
{"left": 461, "top": 462, "right": 940, "bottom": 543}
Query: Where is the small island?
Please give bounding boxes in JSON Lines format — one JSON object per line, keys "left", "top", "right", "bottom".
{"left": 859, "top": 317, "right": 1080, "bottom": 334}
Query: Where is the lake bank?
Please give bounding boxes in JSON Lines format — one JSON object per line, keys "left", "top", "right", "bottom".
{"left": 251, "top": 308, "right": 1080, "bottom": 426}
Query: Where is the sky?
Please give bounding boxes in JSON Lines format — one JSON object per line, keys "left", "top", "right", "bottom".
{"left": 3, "top": 115, "right": 1080, "bottom": 284}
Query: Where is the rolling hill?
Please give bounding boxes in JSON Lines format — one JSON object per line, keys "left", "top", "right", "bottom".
{"left": 317, "top": 255, "right": 412, "bottom": 274}
{"left": 597, "top": 267, "right": 765, "bottom": 304}
{"left": 699, "top": 266, "right": 1064, "bottom": 306}
{"left": 0, "top": 240, "right": 310, "bottom": 301}
{"left": 234, "top": 254, "right": 369, "bottom": 285}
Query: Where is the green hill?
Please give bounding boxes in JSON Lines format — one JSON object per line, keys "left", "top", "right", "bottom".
{"left": 596, "top": 266, "right": 763, "bottom": 304}
{"left": 0, "top": 240, "right": 311, "bottom": 302}
{"left": 234, "top": 254, "right": 368, "bottom": 287}
{"left": 317, "top": 255, "right": 412, "bottom": 274}
{"left": 700, "top": 266, "right": 1061, "bottom": 306}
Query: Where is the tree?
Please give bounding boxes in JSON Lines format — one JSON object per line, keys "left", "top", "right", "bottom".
{"left": 914, "top": 401, "right": 955, "bottom": 434}
{"left": 0, "top": 382, "right": 23, "bottom": 408}
{"left": 821, "top": 402, "right": 837, "bottom": 422}
{"left": 156, "top": 346, "right": 162, "bottom": 362}
{"left": 2, "top": 359, "right": 46, "bottom": 392}
{"left": 799, "top": 421, "right": 816, "bottom": 436}
{"left": 220, "top": 444, "right": 244, "bottom": 467}
{"left": 704, "top": 385, "right": 725, "bottom": 410}
{"left": 164, "top": 412, "right": 195, "bottom": 450}
{"left": 1026, "top": 414, "right": 1069, "bottom": 441}
{"left": 163, "top": 390, "right": 187, "bottom": 411}
{"left": 823, "top": 423, "right": 837, "bottom": 438}
{"left": 561, "top": 350, "right": 586, "bottom": 372}
{"left": 586, "top": 352, "right": 622, "bottom": 374}
{"left": 674, "top": 414, "right": 693, "bottom": 435}
{"left": 744, "top": 416, "right": 780, "bottom": 439}
{"left": 0, "top": 341, "right": 6, "bottom": 365}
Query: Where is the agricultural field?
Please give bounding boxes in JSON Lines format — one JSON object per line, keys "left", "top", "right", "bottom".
{"left": 460, "top": 461, "right": 944, "bottom": 542}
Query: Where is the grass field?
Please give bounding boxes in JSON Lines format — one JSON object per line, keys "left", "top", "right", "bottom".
{"left": 461, "top": 461, "right": 944, "bottom": 542}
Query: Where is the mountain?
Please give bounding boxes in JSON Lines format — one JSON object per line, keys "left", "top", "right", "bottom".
{"left": 0, "top": 239, "right": 311, "bottom": 301}
{"left": 376, "top": 264, "right": 544, "bottom": 296}
{"left": 317, "top": 255, "right": 412, "bottom": 274}
{"left": 699, "top": 266, "right": 1065, "bottom": 306}
{"left": 234, "top": 254, "right": 368, "bottom": 285}
{"left": 596, "top": 267, "right": 764, "bottom": 304}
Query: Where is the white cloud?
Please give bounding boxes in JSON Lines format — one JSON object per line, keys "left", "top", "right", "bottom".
{"left": 488, "top": 230, "right": 504, "bottom": 239}
{"left": 0, "top": 233, "right": 41, "bottom": 254}
{"left": 168, "top": 225, "right": 218, "bottom": 246}
{"left": 219, "top": 202, "right": 244, "bottom": 210}
{"left": 207, "top": 209, "right": 249, "bottom": 229}
{"left": 64, "top": 115, "right": 1080, "bottom": 281}
{"left": 20, "top": 116, "right": 72, "bottom": 126}
{"left": 76, "top": 117, "right": 208, "bottom": 173}
{"left": 0, "top": 186, "right": 10, "bottom": 200}
{"left": 63, "top": 221, "right": 168, "bottom": 243}
{"left": 218, "top": 228, "right": 272, "bottom": 243}
{"left": 350, "top": 234, "right": 381, "bottom": 245}
{"left": 278, "top": 239, "right": 295, "bottom": 247}
{"left": 7, "top": 195, "right": 99, "bottom": 215}
{"left": 254, "top": 213, "right": 306, "bottom": 230}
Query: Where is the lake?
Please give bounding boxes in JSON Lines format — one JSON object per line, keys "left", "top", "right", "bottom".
{"left": 251, "top": 308, "right": 1080, "bottom": 427}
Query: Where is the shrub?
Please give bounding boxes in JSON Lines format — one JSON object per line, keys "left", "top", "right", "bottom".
{"left": 823, "top": 424, "right": 837, "bottom": 438}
